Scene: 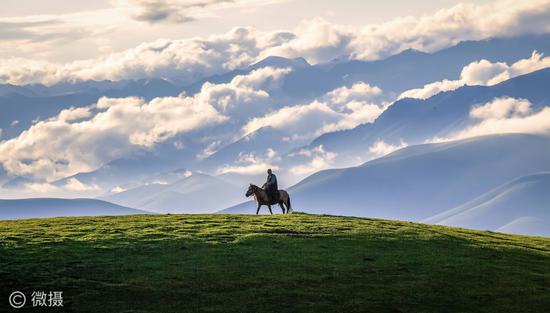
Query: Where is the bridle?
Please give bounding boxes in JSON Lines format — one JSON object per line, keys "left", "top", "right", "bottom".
{"left": 246, "top": 185, "right": 258, "bottom": 197}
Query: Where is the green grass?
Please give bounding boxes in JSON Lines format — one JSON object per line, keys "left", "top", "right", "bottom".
{"left": 1, "top": 213, "right": 549, "bottom": 313}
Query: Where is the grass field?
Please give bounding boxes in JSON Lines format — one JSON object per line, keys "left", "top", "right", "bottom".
{"left": 1, "top": 213, "right": 549, "bottom": 312}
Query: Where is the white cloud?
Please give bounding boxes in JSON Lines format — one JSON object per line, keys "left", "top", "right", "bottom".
{"left": 0, "top": 66, "right": 289, "bottom": 181}
{"left": 460, "top": 60, "right": 510, "bottom": 86}
{"left": 0, "top": 95, "right": 227, "bottom": 180}
{"left": 230, "top": 66, "right": 291, "bottom": 90}
{"left": 368, "top": 140, "right": 408, "bottom": 158}
{"left": 57, "top": 107, "right": 93, "bottom": 122}
{"left": 12, "top": 178, "right": 100, "bottom": 197}
{"left": 2, "top": 0, "right": 549, "bottom": 85}
{"left": 218, "top": 162, "right": 278, "bottom": 175}
{"left": 243, "top": 101, "right": 341, "bottom": 141}
{"left": 217, "top": 148, "right": 280, "bottom": 175}
{"left": 63, "top": 178, "right": 101, "bottom": 191}
{"left": 111, "top": 186, "right": 127, "bottom": 193}
{"left": 122, "top": 0, "right": 229, "bottom": 23}
{"left": 197, "top": 66, "right": 289, "bottom": 118}
{"left": 173, "top": 140, "right": 185, "bottom": 150}
{"left": 400, "top": 51, "right": 550, "bottom": 99}
{"left": 289, "top": 145, "right": 336, "bottom": 175}
{"left": 0, "top": 7, "right": 127, "bottom": 62}
{"left": 21, "top": 182, "right": 60, "bottom": 194}
{"left": 242, "top": 82, "right": 387, "bottom": 141}
{"left": 323, "top": 82, "right": 383, "bottom": 105}
{"left": 0, "top": 27, "right": 293, "bottom": 85}
{"left": 121, "top": 0, "right": 288, "bottom": 24}
{"left": 469, "top": 97, "right": 532, "bottom": 119}
{"left": 261, "top": 0, "right": 550, "bottom": 63}
{"left": 398, "top": 79, "right": 464, "bottom": 100}
{"left": 430, "top": 97, "right": 550, "bottom": 142}
{"left": 197, "top": 140, "right": 222, "bottom": 160}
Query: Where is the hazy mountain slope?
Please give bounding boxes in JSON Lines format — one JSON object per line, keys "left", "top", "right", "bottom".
{"left": 3, "top": 34, "right": 548, "bottom": 141}
{"left": 322, "top": 34, "right": 550, "bottom": 95}
{"left": 53, "top": 139, "right": 204, "bottom": 192}
{"left": 0, "top": 79, "right": 182, "bottom": 139}
{"left": 103, "top": 173, "right": 243, "bottom": 213}
{"left": 223, "top": 134, "right": 550, "bottom": 224}
{"left": 424, "top": 173, "right": 550, "bottom": 237}
{"left": 311, "top": 68, "right": 550, "bottom": 157}
{"left": 185, "top": 34, "right": 550, "bottom": 101}
{"left": 199, "top": 126, "right": 295, "bottom": 172}
{"left": 0, "top": 198, "right": 149, "bottom": 220}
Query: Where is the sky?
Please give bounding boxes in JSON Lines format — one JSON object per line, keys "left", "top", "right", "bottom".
{"left": 2, "top": 0, "right": 547, "bottom": 86}
{"left": 1, "top": 0, "right": 494, "bottom": 62}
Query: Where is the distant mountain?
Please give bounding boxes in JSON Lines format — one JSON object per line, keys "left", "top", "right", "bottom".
{"left": 0, "top": 84, "right": 37, "bottom": 97}
{"left": 59, "top": 126, "right": 296, "bottom": 194}
{"left": 1, "top": 176, "right": 33, "bottom": 189}
{"left": 185, "top": 34, "right": 550, "bottom": 101}
{"left": 424, "top": 173, "right": 550, "bottom": 237}
{"left": 53, "top": 153, "right": 182, "bottom": 192}
{"left": 309, "top": 68, "right": 550, "bottom": 161}
{"left": 249, "top": 56, "right": 310, "bottom": 70}
{"left": 52, "top": 138, "right": 205, "bottom": 192}
{"left": 222, "top": 134, "right": 550, "bottom": 233}
{"left": 0, "top": 164, "right": 8, "bottom": 182}
{"left": 0, "top": 198, "right": 149, "bottom": 220}
{"left": 199, "top": 126, "right": 294, "bottom": 172}
{"left": 3, "top": 34, "right": 549, "bottom": 141}
{"left": 5, "top": 34, "right": 550, "bottom": 199}
{"left": 4, "top": 78, "right": 182, "bottom": 98}
{"left": 102, "top": 172, "right": 244, "bottom": 213}
{"left": 316, "top": 34, "right": 550, "bottom": 96}
{"left": 0, "top": 79, "right": 183, "bottom": 139}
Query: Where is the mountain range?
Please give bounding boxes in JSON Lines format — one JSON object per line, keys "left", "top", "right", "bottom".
{"left": 0, "top": 198, "right": 149, "bottom": 220}
{"left": 1, "top": 34, "right": 549, "bottom": 236}
{"left": 222, "top": 134, "right": 550, "bottom": 221}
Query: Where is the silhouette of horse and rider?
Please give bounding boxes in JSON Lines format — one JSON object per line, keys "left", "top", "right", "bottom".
{"left": 245, "top": 169, "right": 292, "bottom": 214}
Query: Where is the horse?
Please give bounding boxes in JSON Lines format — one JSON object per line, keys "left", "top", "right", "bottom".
{"left": 245, "top": 184, "right": 292, "bottom": 215}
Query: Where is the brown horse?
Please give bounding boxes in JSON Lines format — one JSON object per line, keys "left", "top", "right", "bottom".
{"left": 245, "top": 184, "right": 292, "bottom": 215}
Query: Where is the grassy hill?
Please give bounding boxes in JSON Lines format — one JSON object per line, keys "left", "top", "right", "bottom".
{"left": 1, "top": 213, "right": 549, "bottom": 312}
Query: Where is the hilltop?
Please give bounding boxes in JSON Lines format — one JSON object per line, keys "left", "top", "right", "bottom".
{"left": 1, "top": 213, "right": 549, "bottom": 312}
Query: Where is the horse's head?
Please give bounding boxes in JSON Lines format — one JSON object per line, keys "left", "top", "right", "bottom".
{"left": 245, "top": 184, "right": 256, "bottom": 197}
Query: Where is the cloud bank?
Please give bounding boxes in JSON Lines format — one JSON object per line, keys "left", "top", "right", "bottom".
{"left": 122, "top": 0, "right": 287, "bottom": 24}
{"left": 0, "top": 66, "right": 290, "bottom": 181}
{"left": 217, "top": 148, "right": 280, "bottom": 175}
{"left": 1, "top": 0, "right": 549, "bottom": 85}
{"left": 0, "top": 96, "right": 226, "bottom": 180}
{"left": 400, "top": 51, "right": 550, "bottom": 99}
{"left": 431, "top": 97, "right": 550, "bottom": 142}
{"left": 288, "top": 145, "right": 337, "bottom": 176}
{"left": 242, "top": 82, "right": 388, "bottom": 141}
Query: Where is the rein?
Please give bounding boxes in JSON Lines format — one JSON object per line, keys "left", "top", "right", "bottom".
{"left": 251, "top": 185, "right": 265, "bottom": 200}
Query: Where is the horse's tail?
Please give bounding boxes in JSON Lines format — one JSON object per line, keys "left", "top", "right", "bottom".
{"left": 286, "top": 194, "right": 292, "bottom": 213}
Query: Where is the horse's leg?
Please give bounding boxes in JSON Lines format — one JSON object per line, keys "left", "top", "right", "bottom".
{"left": 256, "top": 204, "right": 261, "bottom": 215}
{"left": 279, "top": 202, "right": 285, "bottom": 214}
{"left": 286, "top": 196, "right": 292, "bottom": 213}
{"left": 267, "top": 205, "right": 273, "bottom": 215}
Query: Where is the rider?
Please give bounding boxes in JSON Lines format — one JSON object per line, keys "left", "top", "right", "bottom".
{"left": 262, "top": 168, "right": 278, "bottom": 203}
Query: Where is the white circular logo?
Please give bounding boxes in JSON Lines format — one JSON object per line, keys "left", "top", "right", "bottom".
{"left": 9, "top": 291, "right": 26, "bottom": 309}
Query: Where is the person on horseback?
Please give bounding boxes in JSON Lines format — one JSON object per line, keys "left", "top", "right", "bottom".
{"left": 262, "top": 168, "right": 279, "bottom": 203}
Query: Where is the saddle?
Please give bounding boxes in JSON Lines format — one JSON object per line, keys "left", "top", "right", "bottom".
{"left": 264, "top": 188, "right": 280, "bottom": 204}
